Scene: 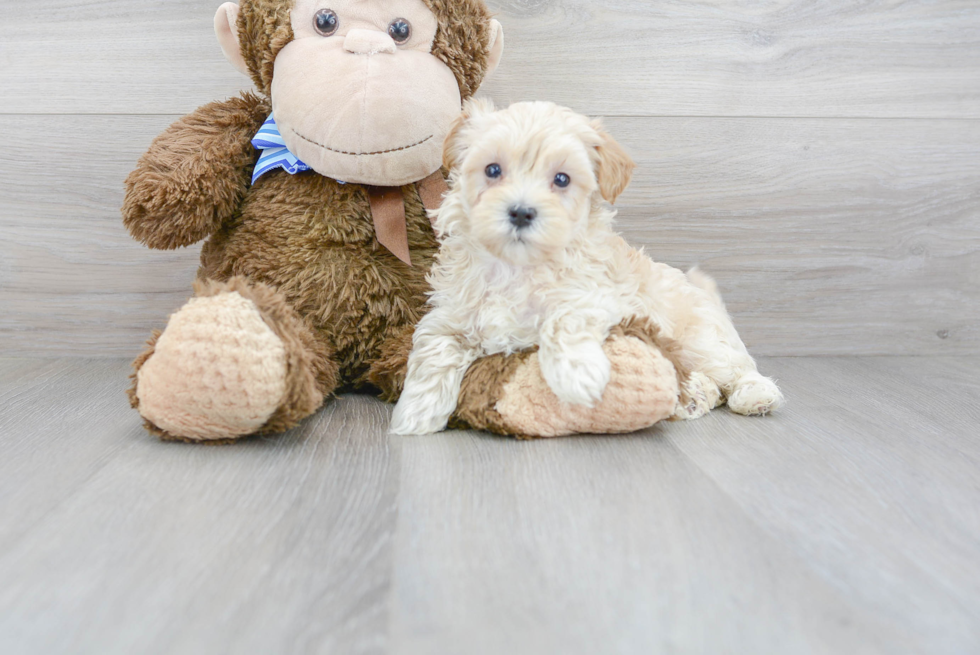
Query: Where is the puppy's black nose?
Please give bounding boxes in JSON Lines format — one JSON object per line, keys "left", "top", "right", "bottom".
{"left": 508, "top": 205, "right": 537, "bottom": 229}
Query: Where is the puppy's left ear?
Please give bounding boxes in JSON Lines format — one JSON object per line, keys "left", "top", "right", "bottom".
{"left": 444, "top": 98, "right": 495, "bottom": 171}
{"left": 591, "top": 119, "right": 635, "bottom": 204}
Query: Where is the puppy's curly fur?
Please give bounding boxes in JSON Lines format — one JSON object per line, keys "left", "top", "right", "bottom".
{"left": 390, "top": 101, "right": 783, "bottom": 435}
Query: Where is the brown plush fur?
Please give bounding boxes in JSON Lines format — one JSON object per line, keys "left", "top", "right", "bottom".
{"left": 128, "top": 158, "right": 439, "bottom": 431}
{"left": 236, "top": 0, "right": 295, "bottom": 97}
{"left": 194, "top": 172, "right": 439, "bottom": 390}
{"left": 367, "top": 323, "right": 416, "bottom": 403}
{"left": 421, "top": 0, "right": 496, "bottom": 101}
{"left": 123, "top": 93, "right": 271, "bottom": 250}
{"left": 236, "top": 0, "right": 494, "bottom": 100}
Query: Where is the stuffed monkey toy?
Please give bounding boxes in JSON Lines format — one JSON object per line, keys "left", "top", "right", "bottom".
{"left": 122, "top": 0, "right": 682, "bottom": 442}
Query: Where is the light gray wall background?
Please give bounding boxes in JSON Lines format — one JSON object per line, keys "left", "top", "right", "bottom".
{"left": 1, "top": 0, "right": 978, "bottom": 358}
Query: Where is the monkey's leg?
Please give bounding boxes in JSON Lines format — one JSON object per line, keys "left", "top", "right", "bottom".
{"left": 370, "top": 319, "right": 684, "bottom": 439}
{"left": 129, "top": 277, "right": 338, "bottom": 443}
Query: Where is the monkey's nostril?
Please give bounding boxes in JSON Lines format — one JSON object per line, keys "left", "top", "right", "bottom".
{"left": 344, "top": 29, "right": 397, "bottom": 55}
{"left": 508, "top": 205, "right": 537, "bottom": 229}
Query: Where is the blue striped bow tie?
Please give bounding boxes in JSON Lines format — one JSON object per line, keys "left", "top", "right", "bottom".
{"left": 251, "top": 115, "right": 312, "bottom": 184}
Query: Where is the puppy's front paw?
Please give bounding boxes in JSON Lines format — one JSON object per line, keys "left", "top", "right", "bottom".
{"left": 541, "top": 342, "right": 611, "bottom": 408}
{"left": 389, "top": 396, "right": 452, "bottom": 435}
{"left": 727, "top": 374, "right": 784, "bottom": 416}
{"left": 388, "top": 389, "right": 456, "bottom": 436}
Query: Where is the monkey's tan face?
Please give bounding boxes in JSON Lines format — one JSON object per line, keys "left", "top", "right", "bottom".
{"left": 271, "top": 0, "right": 461, "bottom": 186}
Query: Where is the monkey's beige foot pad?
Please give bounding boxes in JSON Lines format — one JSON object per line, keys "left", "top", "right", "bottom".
{"left": 134, "top": 292, "right": 288, "bottom": 441}
{"left": 455, "top": 333, "right": 680, "bottom": 439}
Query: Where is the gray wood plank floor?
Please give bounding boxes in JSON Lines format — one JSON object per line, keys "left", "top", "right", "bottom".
{"left": 1, "top": 357, "right": 977, "bottom": 654}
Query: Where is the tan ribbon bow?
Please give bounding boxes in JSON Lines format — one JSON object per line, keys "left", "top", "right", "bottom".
{"left": 367, "top": 171, "right": 449, "bottom": 266}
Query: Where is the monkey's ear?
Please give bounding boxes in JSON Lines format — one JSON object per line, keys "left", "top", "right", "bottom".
{"left": 487, "top": 20, "right": 505, "bottom": 75}
{"left": 591, "top": 119, "right": 635, "bottom": 204}
{"left": 443, "top": 99, "right": 495, "bottom": 171}
{"left": 215, "top": 3, "right": 251, "bottom": 78}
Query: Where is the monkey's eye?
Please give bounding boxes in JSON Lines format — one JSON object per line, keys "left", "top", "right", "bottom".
{"left": 485, "top": 164, "right": 503, "bottom": 179}
{"left": 314, "top": 9, "right": 339, "bottom": 36}
{"left": 388, "top": 18, "right": 412, "bottom": 44}
{"left": 554, "top": 173, "right": 571, "bottom": 188}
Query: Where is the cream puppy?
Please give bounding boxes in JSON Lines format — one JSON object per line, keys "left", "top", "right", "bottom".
{"left": 390, "top": 100, "right": 783, "bottom": 435}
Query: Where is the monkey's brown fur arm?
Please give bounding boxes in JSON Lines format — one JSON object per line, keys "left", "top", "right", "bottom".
{"left": 122, "top": 92, "right": 270, "bottom": 249}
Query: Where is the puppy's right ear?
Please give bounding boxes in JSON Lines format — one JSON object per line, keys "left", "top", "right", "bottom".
{"left": 215, "top": 3, "right": 251, "bottom": 78}
{"left": 590, "top": 119, "right": 636, "bottom": 204}
{"left": 443, "top": 98, "right": 495, "bottom": 171}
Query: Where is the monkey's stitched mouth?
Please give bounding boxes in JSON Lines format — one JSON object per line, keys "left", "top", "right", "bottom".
{"left": 292, "top": 130, "right": 433, "bottom": 156}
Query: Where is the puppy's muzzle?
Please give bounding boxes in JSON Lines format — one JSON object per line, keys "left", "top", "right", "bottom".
{"left": 508, "top": 205, "right": 537, "bottom": 230}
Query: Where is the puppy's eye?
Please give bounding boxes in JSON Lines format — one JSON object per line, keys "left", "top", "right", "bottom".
{"left": 554, "top": 173, "right": 571, "bottom": 188}
{"left": 314, "top": 9, "right": 340, "bottom": 36}
{"left": 388, "top": 18, "right": 412, "bottom": 44}
{"left": 486, "top": 164, "right": 503, "bottom": 179}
